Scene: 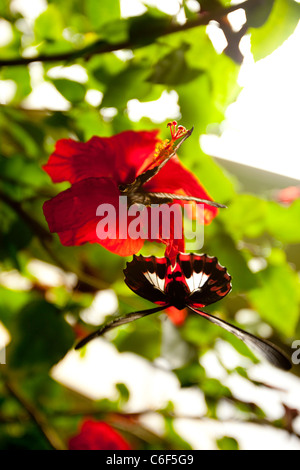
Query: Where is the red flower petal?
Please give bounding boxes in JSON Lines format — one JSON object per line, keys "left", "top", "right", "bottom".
{"left": 143, "top": 155, "right": 218, "bottom": 224}
{"left": 43, "top": 177, "right": 144, "bottom": 256}
{"left": 164, "top": 237, "right": 185, "bottom": 266}
{"left": 166, "top": 306, "right": 188, "bottom": 326}
{"left": 43, "top": 177, "right": 118, "bottom": 235}
{"left": 276, "top": 186, "right": 300, "bottom": 205}
{"left": 145, "top": 203, "right": 185, "bottom": 264}
{"left": 69, "top": 419, "right": 131, "bottom": 450}
{"left": 97, "top": 232, "right": 144, "bottom": 257}
{"left": 43, "top": 130, "right": 160, "bottom": 185}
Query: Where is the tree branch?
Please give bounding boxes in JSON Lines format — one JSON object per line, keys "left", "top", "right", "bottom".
{"left": 0, "top": 188, "right": 52, "bottom": 241}
{"left": 0, "top": 1, "right": 254, "bottom": 68}
{"left": 2, "top": 405, "right": 299, "bottom": 442}
{"left": 5, "top": 379, "right": 67, "bottom": 450}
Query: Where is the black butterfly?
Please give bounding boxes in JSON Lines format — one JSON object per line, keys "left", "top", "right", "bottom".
{"left": 75, "top": 253, "right": 291, "bottom": 371}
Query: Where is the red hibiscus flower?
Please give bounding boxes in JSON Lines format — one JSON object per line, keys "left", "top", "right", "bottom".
{"left": 43, "top": 122, "right": 220, "bottom": 261}
{"left": 68, "top": 419, "right": 131, "bottom": 450}
{"left": 276, "top": 186, "right": 300, "bottom": 205}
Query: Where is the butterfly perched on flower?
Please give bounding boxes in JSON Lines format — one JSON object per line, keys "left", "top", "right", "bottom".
{"left": 75, "top": 253, "right": 291, "bottom": 371}
{"left": 42, "top": 122, "right": 226, "bottom": 263}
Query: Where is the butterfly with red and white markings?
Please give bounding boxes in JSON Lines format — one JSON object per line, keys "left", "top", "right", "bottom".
{"left": 75, "top": 253, "right": 291, "bottom": 371}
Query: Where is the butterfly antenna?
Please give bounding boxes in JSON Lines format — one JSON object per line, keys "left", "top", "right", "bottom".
{"left": 75, "top": 305, "right": 167, "bottom": 350}
{"left": 147, "top": 192, "right": 227, "bottom": 209}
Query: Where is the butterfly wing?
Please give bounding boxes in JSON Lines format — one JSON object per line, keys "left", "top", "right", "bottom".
{"left": 124, "top": 254, "right": 171, "bottom": 306}
{"left": 75, "top": 305, "right": 166, "bottom": 349}
{"left": 176, "top": 253, "right": 232, "bottom": 308}
{"left": 177, "top": 254, "right": 291, "bottom": 370}
{"left": 188, "top": 306, "right": 291, "bottom": 370}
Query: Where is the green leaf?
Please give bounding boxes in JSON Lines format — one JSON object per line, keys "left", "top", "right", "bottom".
{"left": 90, "top": 53, "right": 126, "bottom": 87}
{"left": 176, "top": 56, "right": 239, "bottom": 136}
{"left": 0, "top": 154, "right": 48, "bottom": 190}
{"left": 164, "top": 417, "right": 192, "bottom": 450}
{"left": 2, "top": 218, "right": 33, "bottom": 255}
{"left": 216, "top": 436, "right": 239, "bottom": 450}
{"left": 72, "top": 107, "right": 110, "bottom": 140}
{"left": 265, "top": 199, "right": 300, "bottom": 244}
{"left": 0, "top": 286, "right": 32, "bottom": 327}
{"left": 221, "top": 195, "right": 300, "bottom": 245}
{"left": 101, "top": 63, "right": 159, "bottom": 108}
{"left": 100, "top": 19, "right": 129, "bottom": 44}
{"left": 0, "top": 23, "right": 22, "bottom": 59}
{"left": 0, "top": 1, "right": 15, "bottom": 20}
{"left": 129, "top": 10, "right": 172, "bottom": 47}
{"left": 148, "top": 45, "right": 204, "bottom": 85}
{"left": 177, "top": 73, "right": 219, "bottom": 135}
{"left": 248, "top": 263, "right": 300, "bottom": 336}
{"left": 221, "top": 194, "right": 268, "bottom": 240}
{"left": 205, "top": 230, "right": 258, "bottom": 292}
{"left": 8, "top": 300, "right": 75, "bottom": 371}
{"left": 85, "top": 0, "right": 120, "bottom": 30}
{"left": 34, "top": 5, "right": 64, "bottom": 41}
{"left": 52, "top": 79, "right": 86, "bottom": 103}
{"left": 250, "top": 0, "right": 300, "bottom": 60}
{"left": 176, "top": 28, "right": 240, "bottom": 121}
{"left": 185, "top": 148, "right": 237, "bottom": 204}
{"left": 1, "top": 67, "right": 31, "bottom": 103}
{"left": 180, "top": 315, "right": 219, "bottom": 348}
{"left": 202, "top": 378, "right": 231, "bottom": 399}
{"left": 174, "top": 362, "right": 206, "bottom": 387}
{"left": 0, "top": 428, "right": 51, "bottom": 450}
{"left": 112, "top": 313, "right": 161, "bottom": 361}
{"left": 245, "top": 0, "right": 275, "bottom": 28}
{"left": 116, "top": 382, "right": 130, "bottom": 405}
{"left": 0, "top": 112, "right": 42, "bottom": 157}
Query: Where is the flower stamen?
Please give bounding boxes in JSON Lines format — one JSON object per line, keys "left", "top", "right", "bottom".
{"left": 142, "top": 122, "right": 189, "bottom": 174}
{"left": 167, "top": 121, "right": 188, "bottom": 142}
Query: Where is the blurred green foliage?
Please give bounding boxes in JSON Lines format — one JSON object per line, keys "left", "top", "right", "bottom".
{"left": 0, "top": 0, "right": 300, "bottom": 451}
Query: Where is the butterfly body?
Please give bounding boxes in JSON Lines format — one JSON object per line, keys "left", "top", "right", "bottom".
{"left": 119, "top": 185, "right": 153, "bottom": 207}
{"left": 164, "top": 277, "right": 188, "bottom": 310}
{"left": 119, "top": 183, "right": 226, "bottom": 209}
